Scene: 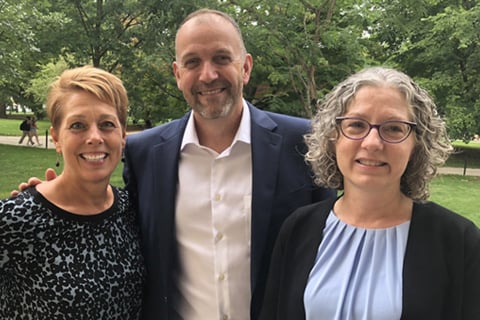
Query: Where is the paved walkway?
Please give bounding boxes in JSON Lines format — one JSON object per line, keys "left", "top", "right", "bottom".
{"left": 0, "top": 135, "right": 55, "bottom": 149}
{"left": 436, "top": 166, "right": 480, "bottom": 177}
{"left": 0, "top": 135, "right": 479, "bottom": 176}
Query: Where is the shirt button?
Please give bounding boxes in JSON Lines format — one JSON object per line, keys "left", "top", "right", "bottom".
{"left": 218, "top": 273, "right": 225, "bottom": 281}
{"left": 214, "top": 194, "right": 221, "bottom": 201}
{"left": 215, "top": 233, "right": 223, "bottom": 242}
{"left": 223, "top": 316, "right": 229, "bottom": 320}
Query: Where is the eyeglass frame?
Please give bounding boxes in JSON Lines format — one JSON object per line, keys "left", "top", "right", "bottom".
{"left": 335, "top": 116, "right": 417, "bottom": 144}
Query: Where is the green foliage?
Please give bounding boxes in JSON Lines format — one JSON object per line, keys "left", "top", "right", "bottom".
{"left": 375, "top": 0, "right": 480, "bottom": 140}
{"left": 0, "top": 0, "right": 38, "bottom": 86}
{"left": 447, "top": 105, "right": 478, "bottom": 142}
{"left": 120, "top": 51, "right": 187, "bottom": 125}
{"left": 0, "top": 0, "right": 479, "bottom": 141}
{"left": 26, "top": 59, "right": 69, "bottom": 107}
{"left": 0, "top": 0, "right": 72, "bottom": 118}
{"left": 236, "top": 0, "right": 368, "bottom": 117}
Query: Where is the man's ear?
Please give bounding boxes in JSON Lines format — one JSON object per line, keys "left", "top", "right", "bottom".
{"left": 242, "top": 54, "right": 253, "bottom": 85}
{"left": 173, "top": 61, "right": 183, "bottom": 91}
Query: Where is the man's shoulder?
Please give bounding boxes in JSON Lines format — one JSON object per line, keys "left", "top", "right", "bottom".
{"left": 127, "top": 115, "right": 189, "bottom": 144}
{"left": 266, "top": 112, "right": 310, "bottom": 132}
{"left": 248, "top": 102, "right": 308, "bottom": 120}
{"left": 248, "top": 103, "right": 310, "bottom": 133}
{"left": 265, "top": 110, "right": 308, "bottom": 123}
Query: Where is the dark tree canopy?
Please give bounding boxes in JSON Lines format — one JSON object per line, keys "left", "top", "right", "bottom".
{"left": 1, "top": 0, "right": 479, "bottom": 141}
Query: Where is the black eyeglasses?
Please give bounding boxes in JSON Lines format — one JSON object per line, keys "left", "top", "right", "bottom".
{"left": 336, "top": 117, "right": 417, "bottom": 143}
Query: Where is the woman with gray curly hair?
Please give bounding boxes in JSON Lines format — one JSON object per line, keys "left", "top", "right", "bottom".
{"left": 260, "top": 67, "right": 480, "bottom": 320}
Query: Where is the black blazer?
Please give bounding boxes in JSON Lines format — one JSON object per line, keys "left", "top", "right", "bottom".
{"left": 260, "top": 197, "right": 480, "bottom": 320}
{"left": 123, "top": 102, "right": 336, "bottom": 319}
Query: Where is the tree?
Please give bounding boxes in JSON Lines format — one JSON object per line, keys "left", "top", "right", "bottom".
{"left": 26, "top": 59, "right": 69, "bottom": 116}
{"left": 225, "top": 0, "right": 371, "bottom": 117}
{"left": 40, "top": 0, "right": 220, "bottom": 124}
{"left": 365, "top": 0, "right": 480, "bottom": 141}
{"left": 417, "top": 4, "right": 480, "bottom": 142}
{"left": 0, "top": 0, "right": 40, "bottom": 116}
{"left": 3, "top": 0, "right": 478, "bottom": 141}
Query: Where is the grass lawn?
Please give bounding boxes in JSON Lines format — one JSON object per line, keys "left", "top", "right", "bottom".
{"left": 429, "top": 175, "right": 480, "bottom": 226}
{"left": 0, "top": 144, "right": 124, "bottom": 199}
{"left": 0, "top": 117, "right": 51, "bottom": 136}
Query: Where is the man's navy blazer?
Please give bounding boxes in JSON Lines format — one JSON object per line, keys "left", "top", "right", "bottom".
{"left": 123, "top": 102, "right": 335, "bottom": 319}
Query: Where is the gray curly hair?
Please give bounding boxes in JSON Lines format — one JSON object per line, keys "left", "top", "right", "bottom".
{"left": 305, "top": 66, "right": 453, "bottom": 200}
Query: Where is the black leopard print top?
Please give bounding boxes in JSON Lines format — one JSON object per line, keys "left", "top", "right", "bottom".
{"left": 0, "top": 186, "right": 145, "bottom": 319}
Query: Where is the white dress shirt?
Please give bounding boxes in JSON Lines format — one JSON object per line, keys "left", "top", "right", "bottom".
{"left": 173, "top": 102, "right": 252, "bottom": 320}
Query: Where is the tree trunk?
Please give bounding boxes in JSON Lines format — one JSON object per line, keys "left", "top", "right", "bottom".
{"left": 0, "top": 104, "right": 7, "bottom": 118}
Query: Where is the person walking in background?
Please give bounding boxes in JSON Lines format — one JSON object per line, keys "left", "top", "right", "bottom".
{"left": 29, "top": 115, "right": 42, "bottom": 145}
{"left": 1, "top": 66, "right": 145, "bottom": 319}
{"left": 259, "top": 67, "right": 480, "bottom": 319}
{"left": 18, "top": 115, "right": 34, "bottom": 145}
{"left": 123, "top": 8, "right": 335, "bottom": 319}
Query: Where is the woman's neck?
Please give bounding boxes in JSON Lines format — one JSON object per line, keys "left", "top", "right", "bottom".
{"left": 36, "top": 176, "right": 113, "bottom": 215}
{"left": 334, "top": 190, "right": 413, "bottom": 229}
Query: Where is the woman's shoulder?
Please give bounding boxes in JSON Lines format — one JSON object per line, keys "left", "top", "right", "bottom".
{"left": 1, "top": 188, "right": 38, "bottom": 209}
{"left": 111, "top": 186, "right": 136, "bottom": 216}
{"left": 111, "top": 186, "right": 130, "bottom": 207}
{"left": 0, "top": 188, "right": 45, "bottom": 227}
{"left": 291, "top": 197, "right": 336, "bottom": 220}
{"left": 280, "top": 197, "right": 336, "bottom": 237}
{"left": 112, "top": 185, "right": 128, "bottom": 197}
{"left": 412, "top": 201, "right": 479, "bottom": 236}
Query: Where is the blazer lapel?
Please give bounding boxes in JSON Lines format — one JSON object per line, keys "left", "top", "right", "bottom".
{"left": 146, "top": 114, "right": 188, "bottom": 301}
{"left": 153, "top": 114, "right": 190, "bottom": 236}
{"left": 249, "top": 105, "right": 283, "bottom": 291}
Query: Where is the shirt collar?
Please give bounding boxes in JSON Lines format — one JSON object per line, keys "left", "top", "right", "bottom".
{"left": 181, "top": 99, "right": 251, "bottom": 150}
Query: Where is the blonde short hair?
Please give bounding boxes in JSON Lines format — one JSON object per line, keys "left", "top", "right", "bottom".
{"left": 46, "top": 66, "right": 128, "bottom": 130}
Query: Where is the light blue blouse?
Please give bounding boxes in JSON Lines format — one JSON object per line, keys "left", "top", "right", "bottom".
{"left": 304, "top": 210, "right": 411, "bottom": 320}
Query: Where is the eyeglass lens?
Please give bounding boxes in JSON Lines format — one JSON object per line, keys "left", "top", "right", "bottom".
{"left": 339, "top": 118, "right": 413, "bottom": 142}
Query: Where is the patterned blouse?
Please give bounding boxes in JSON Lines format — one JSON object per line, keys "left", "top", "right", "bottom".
{"left": 0, "top": 186, "right": 145, "bottom": 319}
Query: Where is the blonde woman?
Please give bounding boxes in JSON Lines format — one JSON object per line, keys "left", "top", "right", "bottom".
{"left": 0, "top": 66, "right": 144, "bottom": 319}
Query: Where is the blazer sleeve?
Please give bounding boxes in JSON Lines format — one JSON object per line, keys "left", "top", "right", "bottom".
{"left": 258, "top": 209, "right": 293, "bottom": 320}
{"left": 463, "top": 221, "right": 480, "bottom": 319}
{"left": 402, "top": 201, "right": 480, "bottom": 319}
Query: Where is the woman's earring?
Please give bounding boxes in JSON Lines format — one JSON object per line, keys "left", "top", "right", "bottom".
{"left": 55, "top": 153, "right": 61, "bottom": 167}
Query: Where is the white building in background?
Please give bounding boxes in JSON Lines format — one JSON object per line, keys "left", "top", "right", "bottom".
{"left": 6, "top": 97, "right": 32, "bottom": 114}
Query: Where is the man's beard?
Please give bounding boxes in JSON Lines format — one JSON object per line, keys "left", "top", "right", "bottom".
{"left": 196, "top": 97, "right": 234, "bottom": 119}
